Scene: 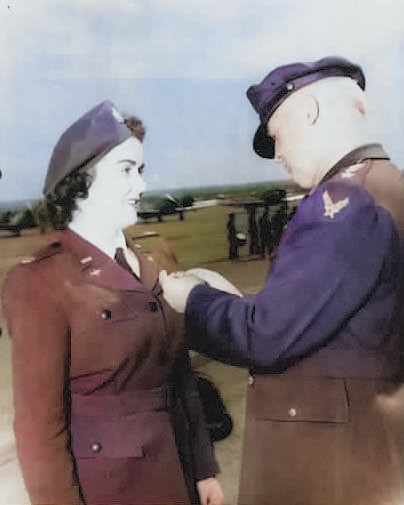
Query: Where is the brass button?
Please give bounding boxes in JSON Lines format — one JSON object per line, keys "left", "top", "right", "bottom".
{"left": 91, "top": 442, "right": 102, "bottom": 453}
{"left": 148, "top": 301, "right": 158, "bottom": 312}
{"left": 101, "top": 309, "right": 112, "bottom": 319}
{"left": 288, "top": 408, "right": 297, "bottom": 418}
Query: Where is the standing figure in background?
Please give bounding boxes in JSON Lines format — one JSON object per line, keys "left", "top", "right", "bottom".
{"left": 271, "top": 202, "right": 287, "bottom": 247}
{"left": 258, "top": 206, "right": 273, "bottom": 258}
{"left": 2, "top": 101, "right": 223, "bottom": 505}
{"left": 159, "top": 57, "right": 404, "bottom": 505}
{"left": 226, "top": 212, "right": 239, "bottom": 259}
{"left": 247, "top": 206, "right": 259, "bottom": 255}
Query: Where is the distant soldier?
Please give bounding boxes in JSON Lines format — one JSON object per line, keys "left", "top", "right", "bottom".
{"left": 271, "top": 202, "right": 288, "bottom": 247}
{"left": 226, "top": 213, "right": 238, "bottom": 259}
{"left": 247, "top": 206, "right": 259, "bottom": 255}
{"left": 258, "top": 206, "right": 273, "bottom": 258}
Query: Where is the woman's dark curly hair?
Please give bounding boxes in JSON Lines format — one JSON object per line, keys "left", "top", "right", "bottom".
{"left": 45, "top": 115, "right": 145, "bottom": 230}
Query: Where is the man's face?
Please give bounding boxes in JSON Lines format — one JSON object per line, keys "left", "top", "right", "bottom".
{"left": 82, "top": 136, "right": 146, "bottom": 231}
{"left": 267, "top": 94, "right": 317, "bottom": 189}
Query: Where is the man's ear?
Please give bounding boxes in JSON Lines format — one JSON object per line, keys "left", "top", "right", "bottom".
{"left": 304, "top": 93, "right": 319, "bottom": 125}
{"left": 358, "top": 97, "right": 367, "bottom": 117}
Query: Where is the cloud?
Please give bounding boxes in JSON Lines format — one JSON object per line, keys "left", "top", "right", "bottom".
{"left": 3, "top": 0, "right": 404, "bottom": 81}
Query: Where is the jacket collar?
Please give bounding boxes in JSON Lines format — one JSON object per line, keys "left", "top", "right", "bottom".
{"left": 54, "top": 229, "right": 158, "bottom": 292}
{"left": 321, "top": 143, "right": 390, "bottom": 184}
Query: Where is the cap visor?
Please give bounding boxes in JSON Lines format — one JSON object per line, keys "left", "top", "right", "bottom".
{"left": 253, "top": 123, "right": 275, "bottom": 159}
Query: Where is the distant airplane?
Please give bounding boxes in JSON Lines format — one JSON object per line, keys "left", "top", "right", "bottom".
{"left": 165, "top": 193, "right": 178, "bottom": 204}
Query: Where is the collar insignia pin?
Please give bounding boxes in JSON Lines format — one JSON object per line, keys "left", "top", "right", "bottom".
{"left": 341, "top": 162, "right": 364, "bottom": 179}
{"left": 80, "top": 256, "right": 93, "bottom": 264}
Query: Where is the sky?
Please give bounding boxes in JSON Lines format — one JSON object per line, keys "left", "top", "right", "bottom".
{"left": 1, "top": 0, "right": 404, "bottom": 202}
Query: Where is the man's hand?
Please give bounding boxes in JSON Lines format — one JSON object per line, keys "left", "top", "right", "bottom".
{"left": 159, "top": 268, "right": 243, "bottom": 313}
{"left": 197, "top": 477, "right": 224, "bottom": 505}
{"left": 159, "top": 270, "right": 204, "bottom": 313}
{"left": 187, "top": 268, "right": 242, "bottom": 297}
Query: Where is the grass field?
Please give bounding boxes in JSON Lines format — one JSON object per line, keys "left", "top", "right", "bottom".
{"left": 132, "top": 205, "right": 229, "bottom": 268}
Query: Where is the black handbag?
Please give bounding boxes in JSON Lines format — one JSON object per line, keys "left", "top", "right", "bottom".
{"left": 195, "top": 375, "right": 233, "bottom": 442}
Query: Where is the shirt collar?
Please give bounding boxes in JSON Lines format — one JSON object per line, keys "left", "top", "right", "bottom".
{"left": 68, "top": 222, "right": 127, "bottom": 259}
{"left": 321, "top": 143, "right": 390, "bottom": 184}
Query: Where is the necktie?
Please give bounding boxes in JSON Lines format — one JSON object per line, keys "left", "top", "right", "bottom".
{"left": 114, "top": 247, "right": 134, "bottom": 275}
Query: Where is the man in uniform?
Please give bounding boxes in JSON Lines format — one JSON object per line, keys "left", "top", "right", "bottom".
{"left": 160, "top": 56, "right": 404, "bottom": 504}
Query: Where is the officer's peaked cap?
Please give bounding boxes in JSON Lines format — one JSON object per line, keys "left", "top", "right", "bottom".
{"left": 247, "top": 56, "right": 366, "bottom": 159}
{"left": 43, "top": 100, "right": 132, "bottom": 196}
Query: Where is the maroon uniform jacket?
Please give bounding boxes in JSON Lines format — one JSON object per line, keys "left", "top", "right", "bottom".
{"left": 2, "top": 229, "right": 217, "bottom": 505}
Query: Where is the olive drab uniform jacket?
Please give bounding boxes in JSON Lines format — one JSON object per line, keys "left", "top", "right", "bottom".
{"left": 2, "top": 229, "right": 217, "bottom": 505}
{"left": 186, "top": 144, "right": 404, "bottom": 505}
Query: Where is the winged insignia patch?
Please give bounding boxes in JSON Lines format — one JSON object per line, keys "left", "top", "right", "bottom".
{"left": 322, "top": 190, "right": 349, "bottom": 219}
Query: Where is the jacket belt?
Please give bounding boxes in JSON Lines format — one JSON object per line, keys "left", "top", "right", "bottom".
{"left": 71, "top": 386, "right": 176, "bottom": 419}
{"left": 253, "top": 349, "right": 404, "bottom": 379}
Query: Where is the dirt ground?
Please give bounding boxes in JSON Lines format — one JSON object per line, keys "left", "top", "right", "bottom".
{"left": 0, "top": 228, "right": 269, "bottom": 504}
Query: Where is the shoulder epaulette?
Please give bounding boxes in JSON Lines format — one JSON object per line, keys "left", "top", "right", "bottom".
{"left": 128, "top": 230, "right": 159, "bottom": 240}
{"left": 19, "top": 241, "right": 62, "bottom": 265}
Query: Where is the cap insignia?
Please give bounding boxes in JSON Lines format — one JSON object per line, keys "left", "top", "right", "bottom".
{"left": 111, "top": 107, "right": 124, "bottom": 124}
{"left": 322, "top": 190, "right": 349, "bottom": 219}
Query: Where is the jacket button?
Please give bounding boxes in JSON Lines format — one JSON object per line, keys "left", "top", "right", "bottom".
{"left": 148, "top": 301, "right": 158, "bottom": 312}
{"left": 288, "top": 408, "right": 297, "bottom": 418}
{"left": 101, "top": 309, "right": 112, "bottom": 319}
{"left": 91, "top": 442, "right": 102, "bottom": 453}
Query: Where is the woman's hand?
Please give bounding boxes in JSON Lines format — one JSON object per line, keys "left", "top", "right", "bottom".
{"left": 197, "top": 477, "right": 224, "bottom": 505}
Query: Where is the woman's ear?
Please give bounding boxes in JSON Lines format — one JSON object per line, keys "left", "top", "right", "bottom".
{"left": 304, "top": 93, "right": 319, "bottom": 125}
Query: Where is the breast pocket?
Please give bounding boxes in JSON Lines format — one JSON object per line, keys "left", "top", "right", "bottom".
{"left": 253, "top": 375, "right": 350, "bottom": 423}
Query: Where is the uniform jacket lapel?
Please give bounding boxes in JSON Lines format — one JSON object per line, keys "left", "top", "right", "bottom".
{"left": 131, "top": 242, "right": 160, "bottom": 293}
{"left": 58, "top": 230, "right": 147, "bottom": 292}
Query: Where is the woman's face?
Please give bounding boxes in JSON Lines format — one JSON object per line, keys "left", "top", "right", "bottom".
{"left": 80, "top": 136, "right": 146, "bottom": 231}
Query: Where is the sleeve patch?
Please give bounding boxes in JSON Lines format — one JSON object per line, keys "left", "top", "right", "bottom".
{"left": 322, "top": 190, "right": 350, "bottom": 219}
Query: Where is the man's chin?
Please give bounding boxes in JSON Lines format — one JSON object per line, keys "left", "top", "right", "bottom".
{"left": 125, "top": 212, "right": 138, "bottom": 228}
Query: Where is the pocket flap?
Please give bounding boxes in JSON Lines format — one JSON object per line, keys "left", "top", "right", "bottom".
{"left": 71, "top": 418, "right": 147, "bottom": 458}
{"left": 254, "top": 375, "right": 349, "bottom": 423}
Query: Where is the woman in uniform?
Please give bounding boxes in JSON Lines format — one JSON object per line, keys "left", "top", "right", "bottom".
{"left": 2, "top": 101, "right": 223, "bottom": 505}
